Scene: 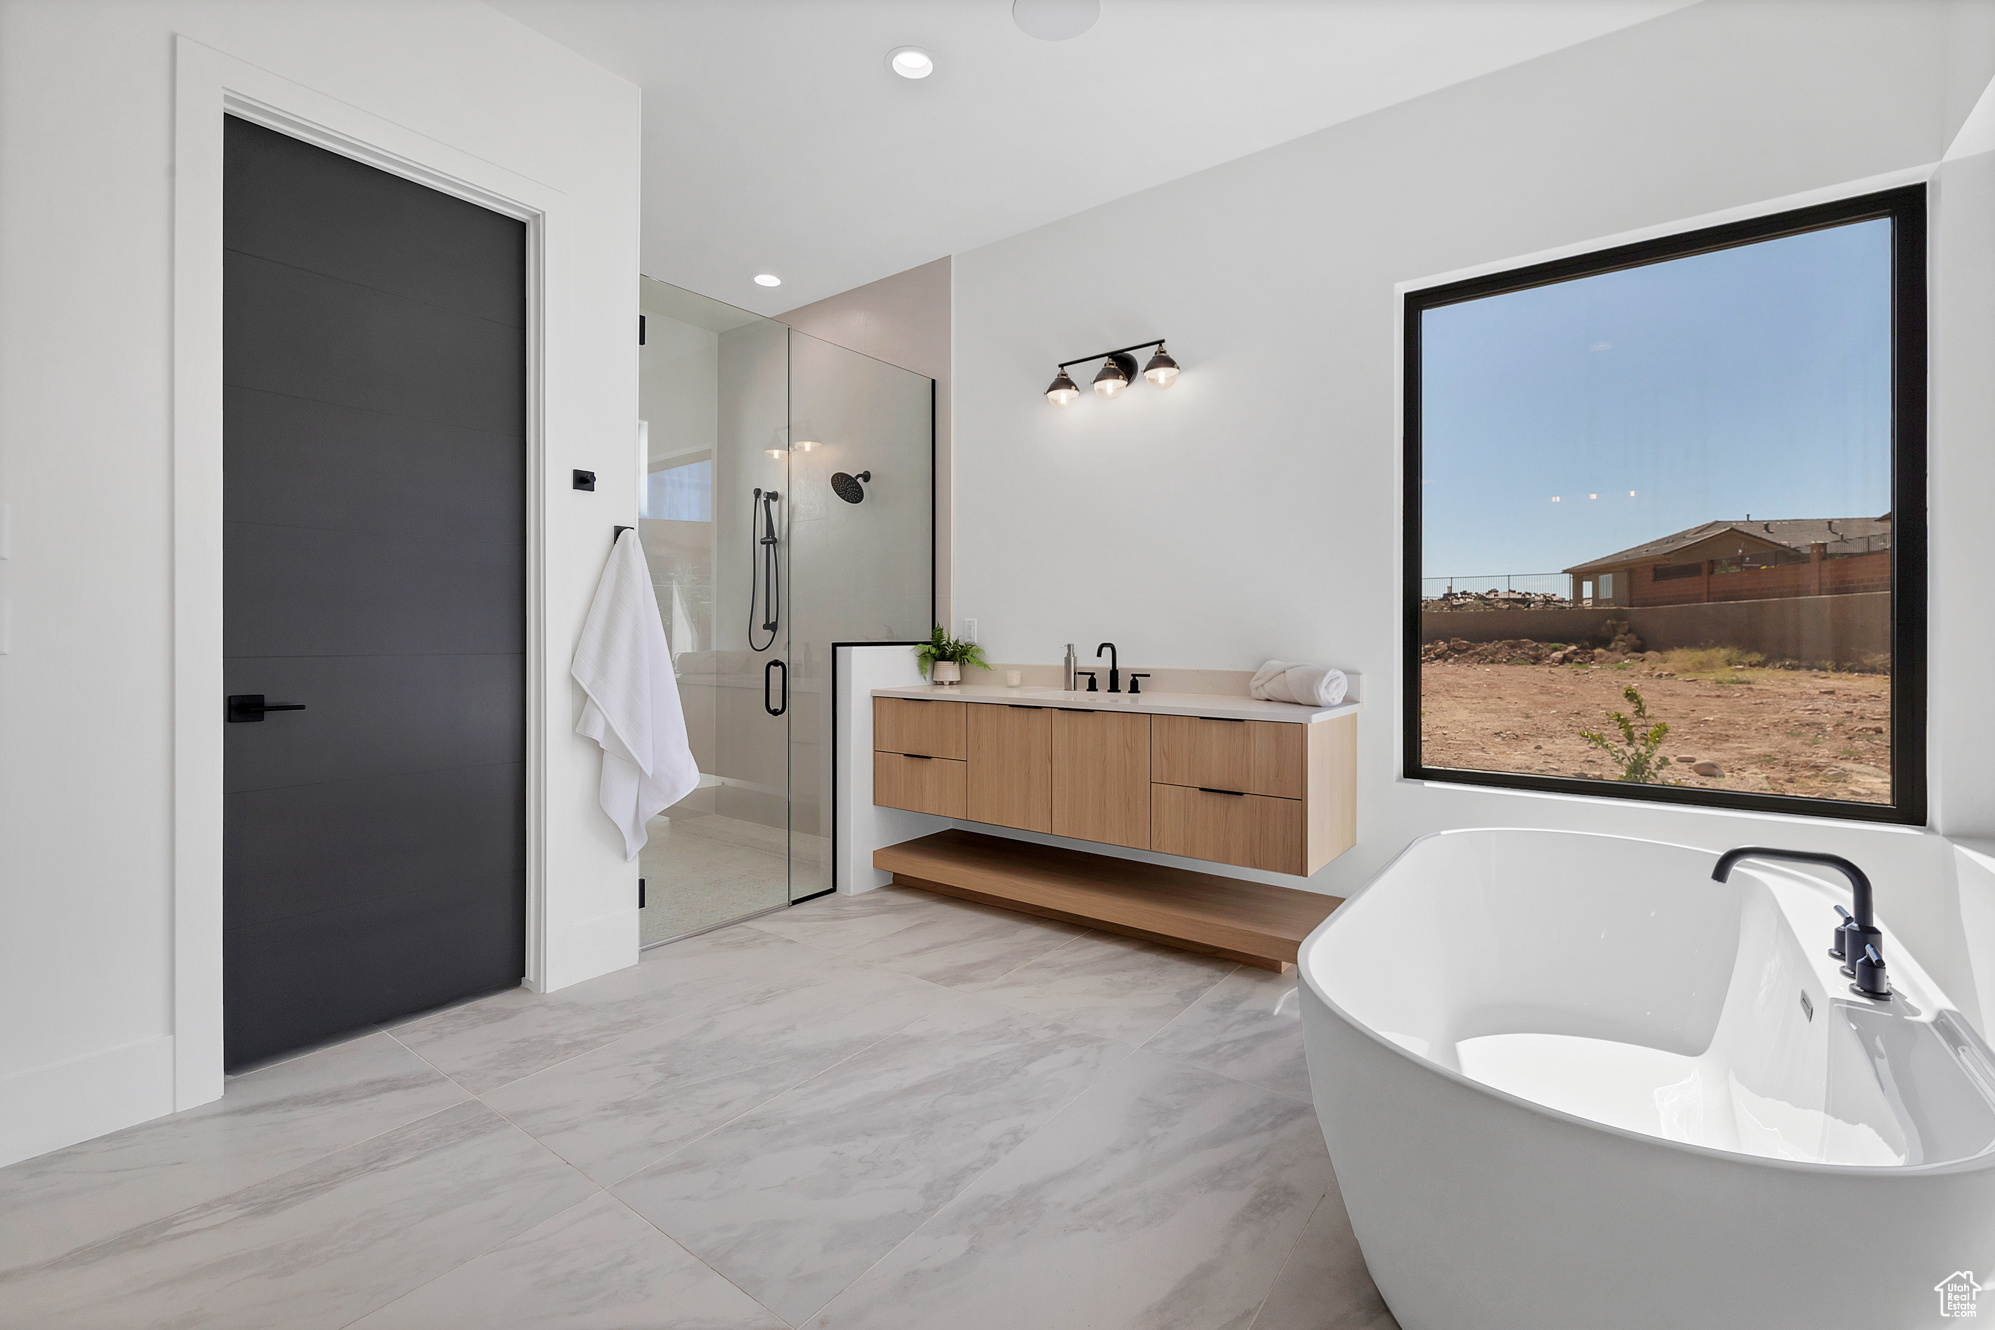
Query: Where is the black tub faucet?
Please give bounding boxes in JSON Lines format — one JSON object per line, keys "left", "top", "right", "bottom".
{"left": 1096, "top": 642, "right": 1120, "bottom": 693}
{"left": 1711, "top": 847, "right": 1889, "bottom": 999}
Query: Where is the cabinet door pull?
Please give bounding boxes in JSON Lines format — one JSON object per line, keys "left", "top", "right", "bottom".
{"left": 1198, "top": 786, "right": 1247, "bottom": 797}
{"left": 905, "top": 753, "right": 935, "bottom": 760}
{"left": 1202, "top": 716, "right": 1247, "bottom": 724}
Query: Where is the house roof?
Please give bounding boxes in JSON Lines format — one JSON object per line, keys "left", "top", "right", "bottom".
{"left": 1564, "top": 516, "right": 1892, "bottom": 575}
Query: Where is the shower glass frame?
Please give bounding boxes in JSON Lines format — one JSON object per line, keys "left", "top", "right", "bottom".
{"left": 637, "top": 276, "right": 934, "bottom": 946}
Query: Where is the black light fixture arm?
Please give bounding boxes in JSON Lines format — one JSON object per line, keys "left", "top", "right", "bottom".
{"left": 1057, "top": 339, "right": 1166, "bottom": 372}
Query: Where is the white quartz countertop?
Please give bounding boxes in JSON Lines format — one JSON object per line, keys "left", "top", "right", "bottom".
{"left": 869, "top": 683, "right": 1357, "bottom": 724}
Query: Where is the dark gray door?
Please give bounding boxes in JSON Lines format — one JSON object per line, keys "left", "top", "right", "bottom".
{"left": 223, "top": 117, "right": 526, "bottom": 1069}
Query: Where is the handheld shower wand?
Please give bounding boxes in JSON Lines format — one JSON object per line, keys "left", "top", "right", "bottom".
{"left": 748, "top": 488, "right": 781, "bottom": 652}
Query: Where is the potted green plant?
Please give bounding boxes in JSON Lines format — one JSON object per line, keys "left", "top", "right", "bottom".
{"left": 915, "top": 624, "right": 990, "bottom": 685}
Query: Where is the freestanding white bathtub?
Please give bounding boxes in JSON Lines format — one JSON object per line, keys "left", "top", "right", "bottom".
{"left": 1299, "top": 828, "right": 1995, "bottom": 1330}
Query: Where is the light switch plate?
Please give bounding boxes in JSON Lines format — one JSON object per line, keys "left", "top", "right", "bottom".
{"left": 962, "top": 617, "right": 978, "bottom": 643}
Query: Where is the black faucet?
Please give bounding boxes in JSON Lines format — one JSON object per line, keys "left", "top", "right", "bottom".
{"left": 1096, "top": 642, "right": 1120, "bottom": 693}
{"left": 1711, "top": 847, "right": 1889, "bottom": 999}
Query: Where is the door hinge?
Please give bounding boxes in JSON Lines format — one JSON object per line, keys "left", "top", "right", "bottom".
{"left": 638, "top": 877, "right": 646, "bottom": 909}
{"left": 639, "top": 315, "right": 646, "bottom": 346}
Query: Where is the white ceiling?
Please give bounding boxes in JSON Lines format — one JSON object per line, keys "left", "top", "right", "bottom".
{"left": 486, "top": 0, "right": 1699, "bottom": 314}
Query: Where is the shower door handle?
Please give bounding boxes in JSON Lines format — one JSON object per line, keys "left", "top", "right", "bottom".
{"left": 764, "top": 659, "right": 787, "bottom": 717}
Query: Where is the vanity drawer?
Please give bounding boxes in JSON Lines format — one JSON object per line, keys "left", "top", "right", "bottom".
{"left": 1151, "top": 715, "right": 1303, "bottom": 799}
{"left": 874, "top": 697, "right": 967, "bottom": 759}
{"left": 1151, "top": 782, "right": 1303, "bottom": 875}
{"left": 874, "top": 751, "right": 967, "bottom": 818}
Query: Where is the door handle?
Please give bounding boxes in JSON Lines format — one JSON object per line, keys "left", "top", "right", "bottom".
{"left": 228, "top": 694, "right": 307, "bottom": 724}
{"left": 764, "top": 659, "right": 787, "bottom": 717}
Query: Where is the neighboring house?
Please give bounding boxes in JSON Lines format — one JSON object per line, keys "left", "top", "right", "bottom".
{"left": 1564, "top": 516, "right": 1891, "bottom": 607}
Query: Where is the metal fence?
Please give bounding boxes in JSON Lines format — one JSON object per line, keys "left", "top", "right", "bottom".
{"left": 1421, "top": 572, "right": 1570, "bottom": 606}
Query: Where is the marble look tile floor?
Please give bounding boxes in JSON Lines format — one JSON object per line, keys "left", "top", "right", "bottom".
{"left": 0, "top": 885, "right": 1399, "bottom": 1330}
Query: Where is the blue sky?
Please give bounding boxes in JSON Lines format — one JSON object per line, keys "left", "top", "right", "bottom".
{"left": 1420, "top": 218, "right": 1892, "bottom": 591}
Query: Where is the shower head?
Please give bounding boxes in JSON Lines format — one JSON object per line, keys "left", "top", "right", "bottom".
{"left": 830, "top": 471, "right": 871, "bottom": 504}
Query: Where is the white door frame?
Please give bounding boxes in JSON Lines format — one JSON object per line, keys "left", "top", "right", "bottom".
{"left": 171, "top": 37, "right": 552, "bottom": 1109}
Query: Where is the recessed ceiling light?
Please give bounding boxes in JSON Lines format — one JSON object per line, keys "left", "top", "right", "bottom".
{"left": 753, "top": 273, "right": 782, "bottom": 287}
{"left": 888, "top": 46, "right": 934, "bottom": 79}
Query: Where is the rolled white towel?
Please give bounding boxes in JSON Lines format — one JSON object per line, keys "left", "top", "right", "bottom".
{"left": 1250, "top": 659, "right": 1349, "bottom": 707}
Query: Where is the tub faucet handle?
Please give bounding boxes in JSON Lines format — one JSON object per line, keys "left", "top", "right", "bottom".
{"left": 1830, "top": 904, "right": 1854, "bottom": 960}
{"left": 1852, "top": 943, "right": 1891, "bottom": 1001}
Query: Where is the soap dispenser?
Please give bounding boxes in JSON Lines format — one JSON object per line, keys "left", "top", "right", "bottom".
{"left": 1063, "top": 643, "right": 1077, "bottom": 691}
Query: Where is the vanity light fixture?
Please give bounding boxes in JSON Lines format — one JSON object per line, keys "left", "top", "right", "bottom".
{"left": 888, "top": 46, "right": 934, "bottom": 78}
{"left": 1043, "top": 339, "right": 1178, "bottom": 407}
{"left": 1091, "top": 354, "right": 1135, "bottom": 398}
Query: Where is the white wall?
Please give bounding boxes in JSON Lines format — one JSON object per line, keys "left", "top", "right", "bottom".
{"left": 952, "top": 0, "right": 1995, "bottom": 1002}
{"left": 0, "top": 0, "right": 640, "bottom": 1164}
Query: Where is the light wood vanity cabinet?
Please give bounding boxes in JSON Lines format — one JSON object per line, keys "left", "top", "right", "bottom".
{"left": 1151, "top": 784, "right": 1302, "bottom": 874}
{"left": 873, "top": 697, "right": 966, "bottom": 759}
{"left": 967, "top": 704, "right": 1053, "bottom": 833}
{"left": 873, "top": 698, "right": 968, "bottom": 818}
{"left": 1052, "top": 710, "right": 1151, "bottom": 850}
{"left": 873, "top": 750, "right": 966, "bottom": 818}
{"left": 874, "top": 695, "right": 1354, "bottom": 877}
{"left": 1152, "top": 715, "right": 1302, "bottom": 798}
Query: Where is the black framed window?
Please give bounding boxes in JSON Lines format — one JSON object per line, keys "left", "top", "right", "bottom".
{"left": 1403, "top": 186, "right": 1925, "bottom": 824}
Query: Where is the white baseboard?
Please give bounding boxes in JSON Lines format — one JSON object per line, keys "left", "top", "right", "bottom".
{"left": 542, "top": 906, "right": 637, "bottom": 992}
{"left": 0, "top": 1035, "right": 177, "bottom": 1168}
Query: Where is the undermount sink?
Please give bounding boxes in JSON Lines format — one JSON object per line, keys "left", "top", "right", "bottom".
{"left": 1011, "top": 688, "right": 1140, "bottom": 704}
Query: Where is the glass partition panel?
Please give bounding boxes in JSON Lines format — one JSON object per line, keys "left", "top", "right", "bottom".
{"left": 637, "top": 278, "right": 789, "bottom": 943}
{"left": 635, "top": 280, "right": 936, "bottom": 941}
{"left": 785, "top": 330, "right": 935, "bottom": 902}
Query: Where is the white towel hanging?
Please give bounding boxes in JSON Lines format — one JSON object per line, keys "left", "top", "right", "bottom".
{"left": 571, "top": 529, "right": 699, "bottom": 859}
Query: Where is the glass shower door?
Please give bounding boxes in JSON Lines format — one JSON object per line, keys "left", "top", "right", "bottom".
{"left": 634, "top": 278, "right": 935, "bottom": 943}
{"left": 637, "top": 278, "right": 792, "bottom": 944}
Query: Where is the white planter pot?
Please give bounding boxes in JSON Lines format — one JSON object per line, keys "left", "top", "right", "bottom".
{"left": 930, "top": 660, "right": 961, "bottom": 685}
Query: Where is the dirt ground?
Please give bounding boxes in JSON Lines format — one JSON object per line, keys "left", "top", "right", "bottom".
{"left": 1420, "top": 661, "right": 1893, "bottom": 804}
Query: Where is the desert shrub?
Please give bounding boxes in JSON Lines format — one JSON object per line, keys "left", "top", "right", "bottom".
{"left": 1579, "top": 686, "right": 1679, "bottom": 784}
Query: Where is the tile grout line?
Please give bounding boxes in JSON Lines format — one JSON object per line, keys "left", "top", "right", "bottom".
{"left": 378, "top": 1024, "right": 487, "bottom": 1101}
{"left": 324, "top": 1073, "right": 636, "bottom": 1327}
{"left": 946, "top": 926, "right": 1102, "bottom": 992}
{"left": 593, "top": 1002, "right": 945, "bottom": 1191}
{"left": 785, "top": 1027, "right": 1146, "bottom": 1328}
{"left": 598, "top": 1006, "right": 993, "bottom": 1330}
{"left": 1133, "top": 963, "right": 1242, "bottom": 1054}
{"left": 595, "top": 1190, "right": 802, "bottom": 1329}
{"left": 1243, "top": 1188, "right": 1333, "bottom": 1330}
{"left": 329, "top": 1186, "right": 616, "bottom": 1330}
